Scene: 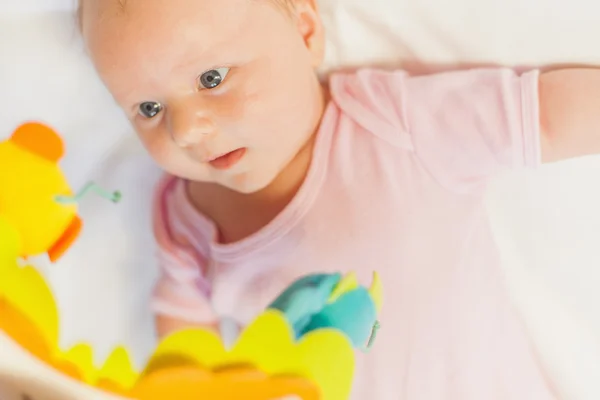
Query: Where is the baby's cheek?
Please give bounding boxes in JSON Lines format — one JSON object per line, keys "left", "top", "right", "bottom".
{"left": 213, "top": 89, "right": 258, "bottom": 140}
{"left": 218, "top": 91, "right": 247, "bottom": 122}
{"left": 140, "top": 129, "right": 175, "bottom": 166}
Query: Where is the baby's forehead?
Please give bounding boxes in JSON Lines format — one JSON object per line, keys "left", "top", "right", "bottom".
{"left": 83, "top": 0, "right": 247, "bottom": 36}
{"left": 82, "top": 0, "right": 263, "bottom": 91}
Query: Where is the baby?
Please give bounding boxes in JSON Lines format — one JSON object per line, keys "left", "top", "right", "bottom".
{"left": 80, "top": 0, "right": 600, "bottom": 398}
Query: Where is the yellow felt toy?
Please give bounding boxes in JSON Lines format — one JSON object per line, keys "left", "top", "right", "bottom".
{"left": 0, "top": 122, "right": 82, "bottom": 262}
{"left": 0, "top": 238, "right": 357, "bottom": 399}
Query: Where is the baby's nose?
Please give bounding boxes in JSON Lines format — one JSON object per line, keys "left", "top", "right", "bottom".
{"left": 168, "top": 104, "right": 216, "bottom": 147}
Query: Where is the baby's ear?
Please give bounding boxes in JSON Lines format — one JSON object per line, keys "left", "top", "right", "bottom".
{"left": 293, "top": 0, "right": 325, "bottom": 67}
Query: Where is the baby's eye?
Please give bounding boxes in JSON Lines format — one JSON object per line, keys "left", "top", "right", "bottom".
{"left": 198, "top": 67, "right": 230, "bottom": 89}
{"left": 138, "top": 102, "right": 163, "bottom": 119}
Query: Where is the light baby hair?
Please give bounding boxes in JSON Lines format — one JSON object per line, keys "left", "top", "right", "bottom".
{"left": 77, "top": 0, "right": 295, "bottom": 30}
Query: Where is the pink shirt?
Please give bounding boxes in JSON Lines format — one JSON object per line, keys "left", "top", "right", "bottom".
{"left": 152, "top": 68, "right": 556, "bottom": 399}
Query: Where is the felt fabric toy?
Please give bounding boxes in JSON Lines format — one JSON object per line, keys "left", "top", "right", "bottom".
{"left": 0, "top": 122, "right": 82, "bottom": 262}
{"left": 269, "top": 272, "right": 383, "bottom": 349}
{"left": 0, "top": 123, "right": 383, "bottom": 400}
{"left": 0, "top": 248, "right": 358, "bottom": 399}
{"left": 0, "top": 247, "right": 380, "bottom": 399}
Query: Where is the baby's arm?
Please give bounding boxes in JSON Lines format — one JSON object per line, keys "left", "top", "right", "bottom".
{"left": 151, "top": 262, "right": 220, "bottom": 339}
{"left": 539, "top": 68, "right": 600, "bottom": 163}
{"left": 151, "top": 178, "right": 220, "bottom": 339}
{"left": 151, "top": 241, "right": 219, "bottom": 339}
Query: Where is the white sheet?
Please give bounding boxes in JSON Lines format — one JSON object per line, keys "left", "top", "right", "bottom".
{"left": 1, "top": 0, "right": 74, "bottom": 14}
{"left": 2, "top": 0, "right": 600, "bottom": 397}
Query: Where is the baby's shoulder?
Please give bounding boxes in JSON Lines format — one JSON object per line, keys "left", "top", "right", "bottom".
{"left": 327, "top": 68, "right": 414, "bottom": 151}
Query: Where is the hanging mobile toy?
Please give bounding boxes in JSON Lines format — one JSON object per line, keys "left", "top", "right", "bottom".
{"left": 0, "top": 122, "right": 121, "bottom": 262}
{"left": 0, "top": 123, "right": 383, "bottom": 400}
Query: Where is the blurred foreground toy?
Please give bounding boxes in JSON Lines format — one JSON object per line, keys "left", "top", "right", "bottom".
{"left": 0, "top": 229, "right": 381, "bottom": 400}
{"left": 0, "top": 236, "right": 379, "bottom": 399}
{"left": 0, "top": 247, "right": 355, "bottom": 399}
{"left": 269, "top": 272, "right": 383, "bottom": 349}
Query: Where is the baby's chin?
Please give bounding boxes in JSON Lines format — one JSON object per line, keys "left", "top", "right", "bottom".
{"left": 180, "top": 168, "right": 278, "bottom": 195}
{"left": 221, "top": 169, "right": 280, "bottom": 194}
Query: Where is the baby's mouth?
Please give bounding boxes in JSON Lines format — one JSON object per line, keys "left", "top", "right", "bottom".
{"left": 208, "top": 148, "right": 247, "bottom": 170}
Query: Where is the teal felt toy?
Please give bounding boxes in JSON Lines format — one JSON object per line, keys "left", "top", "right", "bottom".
{"left": 268, "top": 272, "right": 383, "bottom": 349}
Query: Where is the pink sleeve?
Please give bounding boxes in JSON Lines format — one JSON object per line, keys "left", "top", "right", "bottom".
{"left": 151, "top": 176, "right": 216, "bottom": 323}
{"left": 404, "top": 68, "right": 541, "bottom": 193}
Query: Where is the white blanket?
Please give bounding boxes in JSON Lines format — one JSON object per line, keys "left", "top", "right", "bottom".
{"left": 2, "top": 0, "right": 600, "bottom": 398}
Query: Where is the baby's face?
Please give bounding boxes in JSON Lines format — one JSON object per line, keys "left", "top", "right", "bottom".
{"left": 82, "top": 0, "right": 325, "bottom": 193}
